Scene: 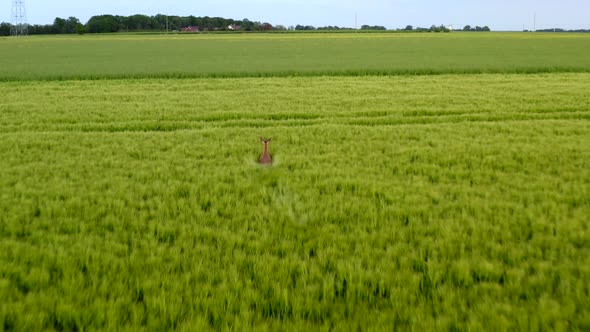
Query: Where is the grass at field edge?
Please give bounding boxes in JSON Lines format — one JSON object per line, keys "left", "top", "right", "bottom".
{"left": 1, "top": 67, "right": 589, "bottom": 82}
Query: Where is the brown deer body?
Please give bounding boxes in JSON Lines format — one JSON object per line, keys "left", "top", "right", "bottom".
{"left": 259, "top": 137, "right": 272, "bottom": 165}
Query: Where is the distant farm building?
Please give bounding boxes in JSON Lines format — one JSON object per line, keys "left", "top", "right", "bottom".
{"left": 227, "top": 25, "right": 241, "bottom": 31}
{"left": 182, "top": 26, "right": 199, "bottom": 32}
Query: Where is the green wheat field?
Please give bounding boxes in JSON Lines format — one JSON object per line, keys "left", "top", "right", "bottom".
{"left": 1, "top": 33, "right": 589, "bottom": 331}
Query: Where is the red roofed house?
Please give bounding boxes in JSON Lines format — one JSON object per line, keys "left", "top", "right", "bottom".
{"left": 182, "top": 26, "right": 199, "bottom": 32}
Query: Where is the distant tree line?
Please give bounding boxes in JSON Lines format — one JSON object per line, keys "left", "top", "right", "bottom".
{"left": 294, "top": 24, "right": 449, "bottom": 32}
{"left": 361, "top": 25, "right": 387, "bottom": 30}
{"left": 462, "top": 25, "right": 491, "bottom": 32}
{"left": 0, "top": 14, "right": 499, "bottom": 36}
{"left": 84, "top": 15, "right": 279, "bottom": 33}
{"left": 293, "top": 25, "right": 316, "bottom": 31}
{"left": 399, "top": 24, "right": 492, "bottom": 32}
{"left": 402, "top": 25, "right": 452, "bottom": 32}
{"left": 0, "top": 14, "right": 279, "bottom": 35}
{"left": 0, "top": 17, "right": 84, "bottom": 35}
{"left": 534, "top": 28, "right": 590, "bottom": 33}
{"left": 316, "top": 26, "right": 355, "bottom": 31}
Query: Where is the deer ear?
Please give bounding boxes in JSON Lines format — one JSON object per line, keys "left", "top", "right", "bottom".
{"left": 268, "top": 138, "right": 272, "bottom": 142}
{"left": 260, "top": 136, "right": 264, "bottom": 142}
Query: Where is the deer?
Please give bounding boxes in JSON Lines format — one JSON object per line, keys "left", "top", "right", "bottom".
{"left": 259, "top": 137, "right": 272, "bottom": 165}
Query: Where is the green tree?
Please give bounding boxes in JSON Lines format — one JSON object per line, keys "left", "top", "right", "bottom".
{"left": 294, "top": 24, "right": 316, "bottom": 30}
{"left": 86, "top": 15, "right": 121, "bottom": 33}
{"left": 242, "top": 18, "right": 254, "bottom": 31}
{"left": 125, "top": 15, "right": 158, "bottom": 30}
{"left": 53, "top": 17, "right": 66, "bottom": 33}
{"left": 463, "top": 25, "right": 472, "bottom": 31}
{"left": 361, "top": 25, "right": 386, "bottom": 30}
{"left": 65, "top": 17, "right": 81, "bottom": 33}
{"left": 0, "top": 22, "right": 11, "bottom": 35}
{"left": 27, "top": 24, "right": 53, "bottom": 34}
{"left": 75, "top": 23, "right": 86, "bottom": 35}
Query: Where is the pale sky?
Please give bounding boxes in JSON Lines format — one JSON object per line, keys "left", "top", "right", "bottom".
{"left": 3, "top": 0, "right": 589, "bottom": 31}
